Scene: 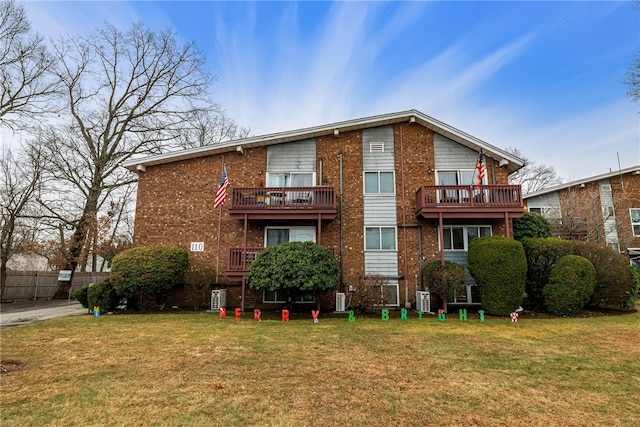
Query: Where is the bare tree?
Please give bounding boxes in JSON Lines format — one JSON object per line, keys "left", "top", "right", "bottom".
{"left": 506, "top": 146, "right": 563, "bottom": 194}
{"left": 0, "top": 142, "right": 44, "bottom": 297}
{"left": 623, "top": 1, "right": 640, "bottom": 106}
{"left": 175, "top": 109, "right": 250, "bottom": 149}
{"left": 42, "top": 22, "right": 221, "bottom": 297}
{"left": 0, "top": 0, "right": 59, "bottom": 128}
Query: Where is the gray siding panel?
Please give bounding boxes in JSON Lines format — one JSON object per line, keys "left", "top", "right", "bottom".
{"left": 363, "top": 126, "right": 395, "bottom": 170}
{"left": 364, "top": 252, "right": 399, "bottom": 276}
{"left": 362, "top": 126, "right": 398, "bottom": 277}
{"left": 434, "top": 134, "right": 478, "bottom": 170}
{"left": 526, "top": 193, "right": 561, "bottom": 218}
{"left": 266, "top": 139, "right": 316, "bottom": 172}
{"left": 364, "top": 196, "right": 396, "bottom": 225}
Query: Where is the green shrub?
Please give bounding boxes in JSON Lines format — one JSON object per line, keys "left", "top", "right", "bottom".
{"left": 423, "top": 260, "right": 468, "bottom": 302}
{"left": 543, "top": 255, "right": 596, "bottom": 316}
{"left": 513, "top": 212, "right": 552, "bottom": 241}
{"left": 73, "top": 286, "right": 90, "bottom": 308}
{"left": 246, "top": 241, "right": 339, "bottom": 303}
{"left": 110, "top": 245, "right": 189, "bottom": 300}
{"left": 87, "top": 280, "right": 121, "bottom": 312}
{"left": 626, "top": 266, "right": 640, "bottom": 309}
{"left": 521, "top": 238, "right": 574, "bottom": 310}
{"left": 573, "top": 242, "right": 634, "bottom": 308}
{"left": 468, "top": 236, "right": 527, "bottom": 316}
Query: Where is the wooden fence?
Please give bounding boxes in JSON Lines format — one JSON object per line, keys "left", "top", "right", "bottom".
{"left": 1, "top": 271, "right": 110, "bottom": 301}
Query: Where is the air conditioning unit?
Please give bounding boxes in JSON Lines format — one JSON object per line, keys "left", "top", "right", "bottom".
{"left": 335, "top": 292, "right": 346, "bottom": 312}
{"left": 416, "top": 291, "right": 431, "bottom": 313}
{"left": 210, "top": 289, "right": 227, "bottom": 312}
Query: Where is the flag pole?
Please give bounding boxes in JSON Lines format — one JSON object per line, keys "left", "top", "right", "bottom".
{"left": 215, "top": 155, "right": 224, "bottom": 283}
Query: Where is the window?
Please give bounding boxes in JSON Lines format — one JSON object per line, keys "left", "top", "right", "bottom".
{"left": 529, "top": 207, "right": 542, "bottom": 215}
{"left": 265, "top": 226, "right": 315, "bottom": 246}
{"left": 603, "top": 206, "right": 614, "bottom": 218}
{"left": 630, "top": 209, "right": 640, "bottom": 237}
{"left": 266, "top": 172, "right": 314, "bottom": 187}
{"left": 364, "top": 171, "right": 394, "bottom": 194}
{"left": 365, "top": 227, "right": 396, "bottom": 250}
{"left": 263, "top": 289, "right": 315, "bottom": 303}
{"left": 443, "top": 226, "right": 491, "bottom": 251}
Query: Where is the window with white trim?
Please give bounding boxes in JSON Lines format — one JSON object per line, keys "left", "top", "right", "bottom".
{"left": 364, "top": 171, "right": 395, "bottom": 194}
{"left": 365, "top": 227, "right": 396, "bottom": 250}
{"left": 443, "top": 226, "right": 491, "bottom": 251}
{"left": 630, "top": 209, "right": 640, "bottom": 237}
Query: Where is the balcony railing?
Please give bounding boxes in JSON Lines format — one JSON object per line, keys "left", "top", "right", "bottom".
{"left": 227, "top": 246, "right": 338, "bottom": 276}
{"left": 415, "top": 185, "right": 523, "bottom": 219}
{"left": 231, "top": 186, "right": 335, "bottom": 209}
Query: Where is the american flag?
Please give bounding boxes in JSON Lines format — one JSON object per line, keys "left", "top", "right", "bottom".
{"left": 214, "top": 165, "right": 229, "bottom": 209}
{"left": 476, "top": 150, "right": 486, "bottom": 186}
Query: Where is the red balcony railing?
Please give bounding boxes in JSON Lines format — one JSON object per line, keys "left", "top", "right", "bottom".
{"left": 227, "top": 246, "right": 338, "bottom": 275}
{"left": 231, "top": 186, "right": 336, "bottom": 209}
{"left": 415, "top": 185, "right": 524, "bottom": 219}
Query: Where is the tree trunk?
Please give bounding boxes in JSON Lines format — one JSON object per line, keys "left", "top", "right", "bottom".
{"left": 53, "top": 189, "right": 100, "bottom": 298}
{"left": 0, "top": 258, "right": 8, "bottom": 301}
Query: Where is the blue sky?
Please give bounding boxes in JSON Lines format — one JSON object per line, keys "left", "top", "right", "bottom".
{"left": 19, "top": 1, "right": 640, "bottom": 181}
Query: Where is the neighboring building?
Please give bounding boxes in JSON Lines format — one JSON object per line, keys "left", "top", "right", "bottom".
{"left": 524, "top": 166, "right": 640, "bottom": 267}
{"left": 123, "top": 110, "right": 525, "bottom": 311}
{"left": 6, "top": 252, "right": 49, "bottom": 271}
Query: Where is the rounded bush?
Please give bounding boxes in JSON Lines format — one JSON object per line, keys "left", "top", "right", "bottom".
{"left": 87, "top": 280, "right": 121, "bottom": 312}
{"left": 73, "top": 286, "right": 90, "bottom": 308}
{"left": 468, "top": 236, "right": 527, "bottom": 316}
{"left": 543, "top": 255, "right": 596, "bottom": 316}
{"left": 573, "top": 241, "right": 634, "bottom": 308}
{"left": 110, "top": 245, "right": 189, "bottom": 299}
{"left": 521, "top": 237, "right": 574, "bottom": 310}
{"left": 246, "top": 241, "right": 339, "bottom": 300}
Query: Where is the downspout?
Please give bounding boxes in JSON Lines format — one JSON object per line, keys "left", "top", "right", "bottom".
{"left": 339, "top": 150, "right": 344, "bottom": 293}
{"left": 399, "top": 125, "right": 410, "bottom": 307}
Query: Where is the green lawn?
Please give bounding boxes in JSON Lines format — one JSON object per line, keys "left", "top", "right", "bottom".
{"left": 1, "top": 309, "right": 639, "bottom": 426}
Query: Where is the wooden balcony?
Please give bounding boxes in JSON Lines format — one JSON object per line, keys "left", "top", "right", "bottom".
{"left": 415, "top": 185, "right": 524, "bottom": 219}
{"left": 226, "top": 246, "right": 337, "bottom": 280}
{"left": 229, "top": 186, "right": 338, "bottom": 220}
{"left": 549, "top": 217, "right": 588, "bottom": 240}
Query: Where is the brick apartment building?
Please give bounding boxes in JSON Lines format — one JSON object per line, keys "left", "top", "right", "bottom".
{"left": 524, "top": 166, "right": 640, "bottom": 268}
{"left": 123, "top": 110, "right": 526, "bottom": 311}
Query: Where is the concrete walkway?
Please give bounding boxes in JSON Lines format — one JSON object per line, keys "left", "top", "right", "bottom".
{"left": 0, "top": 299, "right": 88, "bottom": 328}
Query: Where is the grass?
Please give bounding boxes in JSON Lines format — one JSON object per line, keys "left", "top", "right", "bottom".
{"left": 1, "top": 309, "right": 639, "bottom": 426}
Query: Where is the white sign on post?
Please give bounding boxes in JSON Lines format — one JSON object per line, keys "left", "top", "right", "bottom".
{"left": 58, "top": 270, "right": 72, "bottom": 281}
{"left": 190, "top": 242, "right": 205, "bottom": 252}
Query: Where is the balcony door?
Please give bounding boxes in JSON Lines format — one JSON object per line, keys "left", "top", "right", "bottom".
{"left": 266, "top": 172, "right": 315, "bottom": 203}
{"left": 437, "top": 170, "right": 475, "bottom": 202}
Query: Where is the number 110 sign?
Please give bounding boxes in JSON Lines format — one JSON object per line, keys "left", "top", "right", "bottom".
{"left": 190, "top": 242, "right": 205, "bottom": 252}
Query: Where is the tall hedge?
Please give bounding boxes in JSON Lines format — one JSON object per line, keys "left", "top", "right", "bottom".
{"left": 521, "top": 238, "right": 574, "bottom": 309}
{"left": 110, "top": 245, "right": 189, "bottom": 300}
{"left": 572, "top": 241, "right": 634, "bottom": 308}
{"left": 468, "top": 236, "right": 527, "bottom": 316}
{"left": 543, "top": 255, "right": 596, "bottom": 316}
